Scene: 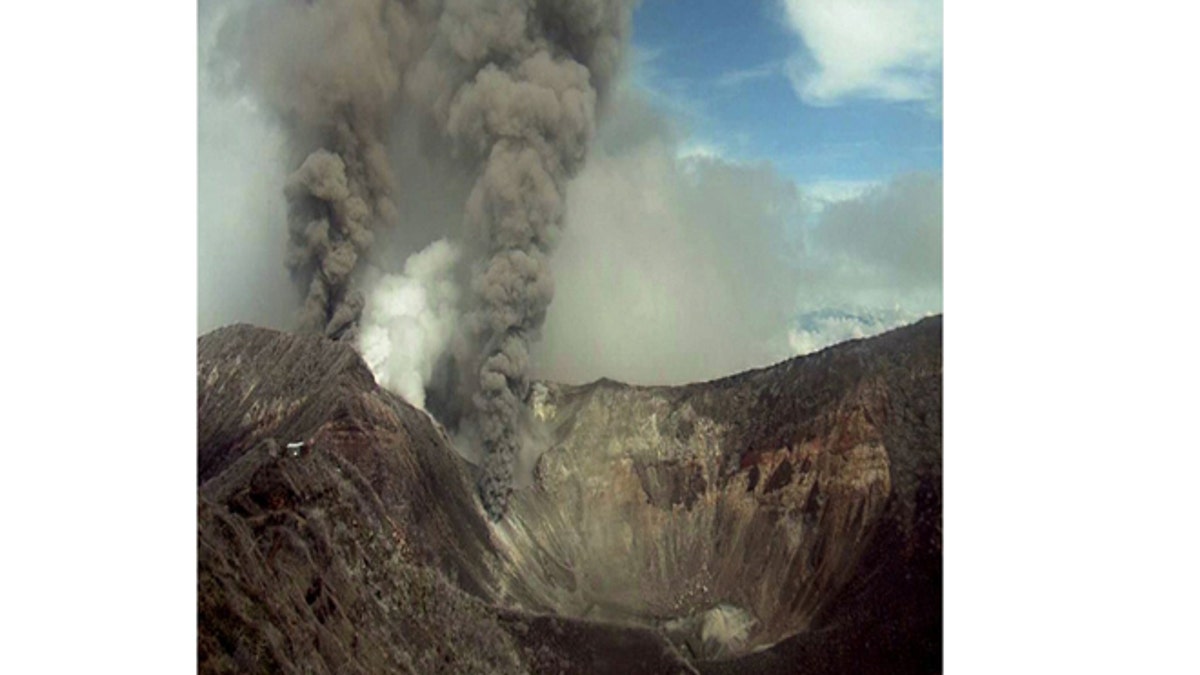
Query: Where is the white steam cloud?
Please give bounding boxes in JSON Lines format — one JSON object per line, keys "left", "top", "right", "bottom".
{"left": 358, "top": 240, "right": 461, "bottom": 410}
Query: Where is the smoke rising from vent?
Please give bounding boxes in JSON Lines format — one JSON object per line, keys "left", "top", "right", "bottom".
{"left": 213, "top": 0, "right": 411, "bottom": 339}
{"left": 358, "top": 239, "right": 461, "bottom": 411}
{"left": 206, "top": 0, "right": 633, "bottom": 520}
{"left": 386, "top": 0, "right": 633, "bottom": 519}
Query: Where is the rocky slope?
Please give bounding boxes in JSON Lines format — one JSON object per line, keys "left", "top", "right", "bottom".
{"left": 198, "top": 316, "right": 941, "bottom": 673}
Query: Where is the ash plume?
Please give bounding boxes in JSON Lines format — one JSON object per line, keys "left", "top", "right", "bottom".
{"left": 214, "top": 0, "right": 416, "bottom": 338}
{"left": 208, "top": 0, "right": 633, "bottom": 520}
{"left": 411, "top": 0, "right": 633, "bottom": 520}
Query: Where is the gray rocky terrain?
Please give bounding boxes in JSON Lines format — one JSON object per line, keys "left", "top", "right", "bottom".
{"left": 198, "top": 316, "right": 941, "bottom": 673}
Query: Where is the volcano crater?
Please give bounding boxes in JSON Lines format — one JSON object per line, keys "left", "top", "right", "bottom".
{"left": 197, "top": 317, "right": 941, "bottom": 673}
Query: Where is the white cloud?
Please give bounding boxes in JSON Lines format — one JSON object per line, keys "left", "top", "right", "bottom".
{"left": 676, "top": 140, "right": 727, "bottom": 163}
{"left": 780, "top": 0, "right": 942, "bottom": 106}
{"left": 786, "top": 307, "right": 929, "bottom": 356}
{"left": 810, "top": 173, "right": 943, "bottom": 291}
{"left": 715, "top": 61, "right": 784, "bottom": 88}
{"left": 802, "top": 179, "right": 881, "bottom": 212}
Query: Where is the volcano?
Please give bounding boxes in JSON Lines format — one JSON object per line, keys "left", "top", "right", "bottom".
{"left": 197, "top": 316, "right": 941, "bottom": 674}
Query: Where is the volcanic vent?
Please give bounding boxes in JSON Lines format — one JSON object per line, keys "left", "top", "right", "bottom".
{"left": 197, "top": 317, "right": 941, "bottom": 673}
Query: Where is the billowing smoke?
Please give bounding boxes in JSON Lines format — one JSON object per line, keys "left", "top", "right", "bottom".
{"left": 212, "top": 0, "right": 416, "bottom": 338}
{"left": 206, "top": 0, "right": 634, "bottom": 520}
{"left": 419, "top": 5, "right": 632, "bottom": 519}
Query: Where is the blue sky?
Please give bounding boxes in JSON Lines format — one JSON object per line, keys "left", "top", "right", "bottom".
{"left": 629, "top": 0, "right": 942, "bottom": 185}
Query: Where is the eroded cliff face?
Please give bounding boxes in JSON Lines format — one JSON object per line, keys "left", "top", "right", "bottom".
{"left": 489, "top": 318, "right": 941, "bottom": 662}
{"left": 197, "top": 318, "right": 941, "bottom": 673}
{"left": 197, "top": 325, "right": 697, "bottom": 674}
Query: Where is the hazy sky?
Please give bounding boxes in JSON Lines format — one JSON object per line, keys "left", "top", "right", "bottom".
{"left": 198, "top": 0, "right": 943, "bottom": 385}
{"left": 534, "top": 0, "right": 943, "bottom": 382}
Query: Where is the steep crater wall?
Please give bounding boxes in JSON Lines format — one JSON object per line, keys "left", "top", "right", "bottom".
{"left": 488, "top": 318, "right": 942, "bottom": 661}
